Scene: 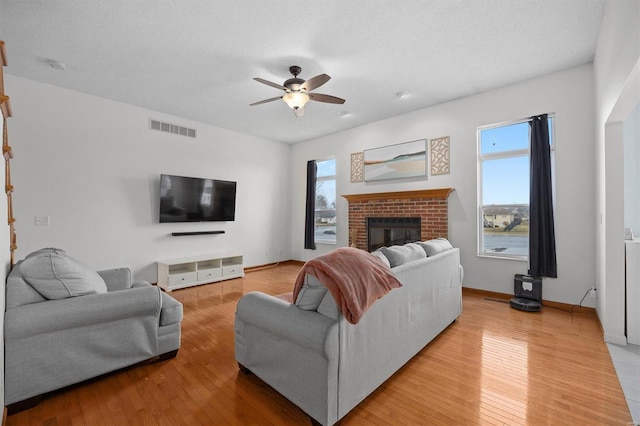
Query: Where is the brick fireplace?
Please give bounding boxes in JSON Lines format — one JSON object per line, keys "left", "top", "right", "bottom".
{"left": 342, "top": 188, "right": 454, "bottom": 251}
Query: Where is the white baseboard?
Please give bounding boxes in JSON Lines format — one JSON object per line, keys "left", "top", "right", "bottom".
{"left": 604, "top": 334, "right": 628, "bottom": 345}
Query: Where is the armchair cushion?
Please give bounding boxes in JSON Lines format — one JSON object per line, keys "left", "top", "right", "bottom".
{"left": 21, "top": 250, "right": 107, "bottom": 299}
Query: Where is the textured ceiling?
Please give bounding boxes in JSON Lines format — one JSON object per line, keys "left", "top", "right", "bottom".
{"left": 0, "top": 0, "right": 605, "bottom": 143}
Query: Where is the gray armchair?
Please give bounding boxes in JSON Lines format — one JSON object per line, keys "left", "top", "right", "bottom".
{"left": 4, "top": 249, "right": 183, "bottom": 411}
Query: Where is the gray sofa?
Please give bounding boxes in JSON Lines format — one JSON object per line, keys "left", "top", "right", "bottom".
{"left": 4, "top": 248, "right": 183, "bottom": 409}
{"left": 235, "top": 240, "right": 463, "bottom": 426}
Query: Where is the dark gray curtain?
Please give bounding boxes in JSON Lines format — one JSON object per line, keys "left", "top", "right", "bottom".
{"left": 304, "top": 160, "right": 317, "bottom": 250}
{"left": 529, "top": 114, "right": 557, "bottom": 278}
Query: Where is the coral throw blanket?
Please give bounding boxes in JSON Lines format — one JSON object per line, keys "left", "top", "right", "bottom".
{"left": 293, "top": 247, "right": 403, "bottom": 324}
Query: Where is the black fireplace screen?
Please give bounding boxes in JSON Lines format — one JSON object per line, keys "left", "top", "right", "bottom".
{"left": 367, "top": 217, "right": 421, "bottom": 251}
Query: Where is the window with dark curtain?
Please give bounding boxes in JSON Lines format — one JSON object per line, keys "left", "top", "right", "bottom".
{"left": 304, "top": 160, "right": 317, "bottom": 250}
{"left": 529, "top": 114, "right": 557, "bottom": 278}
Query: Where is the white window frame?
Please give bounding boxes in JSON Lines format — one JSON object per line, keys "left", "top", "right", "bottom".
{"left": 477, "top": 115, "right": 555, "bottom": 260}
{"left": 314, "top": 156, "right": 337, "bottom": 245}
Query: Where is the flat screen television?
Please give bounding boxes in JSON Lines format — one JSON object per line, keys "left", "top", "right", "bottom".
{"left": 159, "top": 174, "right": 236, "bottom": 223}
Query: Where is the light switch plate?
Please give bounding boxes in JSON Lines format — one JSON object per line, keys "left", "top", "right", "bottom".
{"left": 34, "top": 216, "right": 50, "bottom": 226}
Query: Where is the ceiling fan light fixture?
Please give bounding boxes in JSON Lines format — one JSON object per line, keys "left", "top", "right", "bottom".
{"left": 252, "top": 66, "right": 344, "bottom": 114}
{"left": 282, "top": 91, "right": 310, "bottom": 110}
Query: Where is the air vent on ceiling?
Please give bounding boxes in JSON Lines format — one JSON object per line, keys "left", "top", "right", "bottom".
{"left": 149, "top": 119, "right": 196, "bottom": 138}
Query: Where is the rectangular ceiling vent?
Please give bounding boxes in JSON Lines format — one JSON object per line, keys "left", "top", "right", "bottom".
{"left": 149, "top": 119, "right": 196, "bottom": 138}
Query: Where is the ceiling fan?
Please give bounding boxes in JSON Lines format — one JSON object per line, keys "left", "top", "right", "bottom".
{"left": 250, "top": 66, "right": 345, "bottom": 117}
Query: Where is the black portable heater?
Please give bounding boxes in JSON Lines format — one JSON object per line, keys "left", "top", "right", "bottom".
{"left": 510, "top": 274, "right": 542, "bottom": 312}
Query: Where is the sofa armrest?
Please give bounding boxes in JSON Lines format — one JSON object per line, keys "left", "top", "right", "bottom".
{"left": 97, "top": 267, "right": 132, "bottom": 291}
{"left": 236, "top": 291, "right": 337, "bottom": 353}
{"left": 160, "top": 292, "right": 183, "bottom": 326}
{"left": 5, "top": 285, "right": 162, "bottom": 340}
{"left": 132, "top": 280, "right": 151, "bottom": 289}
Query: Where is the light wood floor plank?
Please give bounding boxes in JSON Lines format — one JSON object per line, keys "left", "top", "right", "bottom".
{"left": 6, "top": 261, "right": 632, "bottom": 425}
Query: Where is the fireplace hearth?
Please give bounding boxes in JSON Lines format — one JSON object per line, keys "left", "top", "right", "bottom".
{"left": 367, "top": 217, "right": 421, "bottom": 252}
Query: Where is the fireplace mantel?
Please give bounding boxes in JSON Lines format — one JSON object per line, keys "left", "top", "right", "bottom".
{"left": 342, "top": 188, "right": 454, "bottom": 203}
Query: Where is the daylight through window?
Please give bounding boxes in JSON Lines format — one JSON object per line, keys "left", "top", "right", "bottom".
{"left": 315, "top": 158, "right": 336, "bottom": 244}
{"left": 478, "top": 117, "right": 554, "bottom": 259}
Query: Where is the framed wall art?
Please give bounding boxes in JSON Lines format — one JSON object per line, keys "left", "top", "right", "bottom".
{"left": 430, "top": 136, "right": 450, "bottom": 175}
{"left": 350, "top": 152, "right": 364, "bottom": 182}
{"left": 363, "top": 139, "right": 426, "bottom": 181}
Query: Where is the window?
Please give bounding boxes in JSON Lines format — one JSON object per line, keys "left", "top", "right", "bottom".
{"left": 315, "top": 158, "right": 336, "bottom": 244}
{"left": 478, "top": 116, "right": 554, "bottom": 259}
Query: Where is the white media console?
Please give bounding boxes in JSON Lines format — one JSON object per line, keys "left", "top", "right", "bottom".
{"left": 157, "top": 252, "right": 244, "bottom": 292}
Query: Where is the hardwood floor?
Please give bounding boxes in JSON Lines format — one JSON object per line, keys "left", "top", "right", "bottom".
{"left": 7, "top": 262, "right": 632, "bottom": 425}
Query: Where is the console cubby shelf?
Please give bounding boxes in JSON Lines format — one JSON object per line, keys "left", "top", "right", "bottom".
{"left": 156, "top": 252, "right": 244, "bottom": 292}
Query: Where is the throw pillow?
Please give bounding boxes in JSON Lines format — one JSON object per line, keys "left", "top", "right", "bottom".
{"left": 295, "top": 273, "right": 328, "bottom": 310}
{"left": 418, "top": 238, "right": 453, "bottom": 257}
{"left": 370, "top": 249, "right": 391, "bottom": 268}
{"left": 316, "top": 290, "right": 340, "bottom": 320}
{"left": 380, "top": 243, "right": 426, "bottom": 267}
{"left": 25, "top": 247, "right": 67, "bottom": 259}
{"left": 20, "top": 251, "right": 108, "bottom": 299}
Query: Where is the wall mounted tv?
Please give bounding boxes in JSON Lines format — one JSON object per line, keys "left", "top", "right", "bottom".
{"left": 159, "top": 174, "right": 237, "bottom": 223}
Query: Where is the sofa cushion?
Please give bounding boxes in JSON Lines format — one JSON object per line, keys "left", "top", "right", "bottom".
{"left": 20, "top": 251, "right": 108, "bottom": 299}
{"left": 418, "top": 238, "right": 453, "bottom": 257}
{"left": 370, "top": 250, "right": 391, "bottom": 268}
{"left": 295, "top": 273, "right": 328, "bottom": 310}
{"left": 380, "top": 243, "right": 426, "bottom": 267}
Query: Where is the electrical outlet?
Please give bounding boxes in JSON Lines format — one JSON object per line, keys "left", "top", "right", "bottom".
{"left": 34, "top": 216, "right": 50, "bottom": 226}
{"left": 588, "top": 288, "right": 597, "bottom": 298}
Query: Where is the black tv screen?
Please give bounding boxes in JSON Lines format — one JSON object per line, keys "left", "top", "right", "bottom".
{"left": 159, "top": 174, "right": 236, "bottom": 223}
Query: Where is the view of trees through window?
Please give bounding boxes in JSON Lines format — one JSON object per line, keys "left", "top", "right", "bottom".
{"left": 478, "top": 117, "right": 554, "bottom": 258}
{"left": 315, "top": 158, "right": 336, "bottom": 244}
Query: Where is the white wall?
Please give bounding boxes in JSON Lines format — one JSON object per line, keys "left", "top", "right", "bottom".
{"left": 594, "top": 0, "right": 640, "bottom": 343}
{"left": 624, "top": 102, "right": 640, "bottom": 236}
{"left": 291, "top": 64, "right": 596, "bottom": 306}
{"left": 6, "top": 75, "right": 292, "bottom": 283}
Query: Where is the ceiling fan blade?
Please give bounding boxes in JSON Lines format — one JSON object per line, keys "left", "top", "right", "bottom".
{"left": 250, "top": 96, "right": 282, "bottom": 106}
{"left": 293, "top": 107, "right": 305, "bottom": 118}
{"left": 300, "top": 74, "right": 330, "bottom": 92}
{"left": 254, "top": 77, "right": 287, "bottom": 91}
{"left": 308, "top": 93, "right": 345, "bottom": 104}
